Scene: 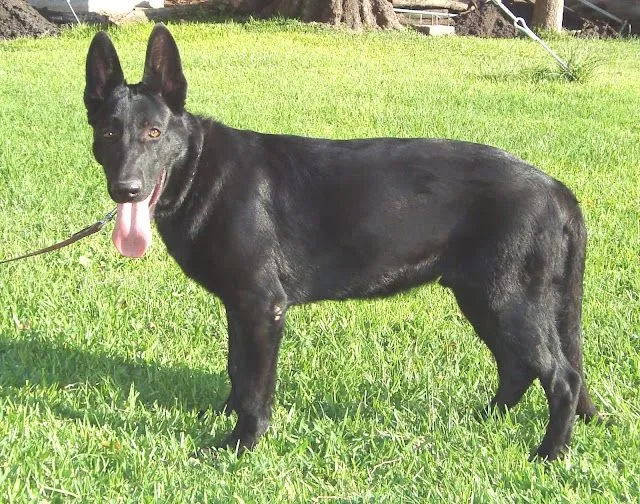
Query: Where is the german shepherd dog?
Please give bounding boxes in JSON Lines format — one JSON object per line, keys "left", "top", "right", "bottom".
{"left": 84, "top": 25, "right": 600, "bottom": 460}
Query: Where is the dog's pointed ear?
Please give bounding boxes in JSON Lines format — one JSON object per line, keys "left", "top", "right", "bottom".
{"left": 142, "top": 24, "right": 187, "bottom": 113}
{"left": 84, "top": 31, "right": 125, "bottom": 121}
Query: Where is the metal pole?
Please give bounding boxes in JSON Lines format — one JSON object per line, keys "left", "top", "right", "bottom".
{"left": 66, "top": 0, "right": 81, "bottom": 24}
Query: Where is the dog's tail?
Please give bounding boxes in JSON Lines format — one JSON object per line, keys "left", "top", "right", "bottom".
{"left": 556, "top": 184, "right": 599, "bottom": 421}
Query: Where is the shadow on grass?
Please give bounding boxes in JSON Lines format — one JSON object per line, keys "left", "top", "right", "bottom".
{"left": 0, "top": 332, "right": 230, "bottom": 426}
{"left": 0, "top": 331, "right": 561, "bottom": 456}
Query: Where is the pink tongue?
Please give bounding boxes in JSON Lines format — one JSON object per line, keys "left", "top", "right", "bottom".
{"left": 112, "top": 193, "right": 153, "bottom": 258}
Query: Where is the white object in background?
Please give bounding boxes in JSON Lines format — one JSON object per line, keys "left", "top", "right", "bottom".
{"left": 27, "top": 1, "right": 164, "bottom": 14}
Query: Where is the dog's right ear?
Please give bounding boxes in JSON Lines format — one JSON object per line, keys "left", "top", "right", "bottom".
{"left": 84, "top": 31, "right": 125, "bottom": 121}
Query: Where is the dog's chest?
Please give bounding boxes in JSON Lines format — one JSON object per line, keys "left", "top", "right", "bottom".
{"left": 155, "top": 215, "right": 230, "bottom": 296}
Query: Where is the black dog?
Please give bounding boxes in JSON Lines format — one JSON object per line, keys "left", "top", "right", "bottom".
{"left": 84, "top": 25, "right": 600, "bottom": 460}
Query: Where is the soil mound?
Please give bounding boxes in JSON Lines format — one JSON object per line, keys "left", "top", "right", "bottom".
{"left": 455, "top": 0, "right": 621, "bottom": 39}
{"left": 574, "top": 19, "right": 620, "bottom": 39}
{"left": 0, "top": 0, "right": 59, "bottom": 40}
{"left": 455, "top": 2, "right": 517, "bottom": 38}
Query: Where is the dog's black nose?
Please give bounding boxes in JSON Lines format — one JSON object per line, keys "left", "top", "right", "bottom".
{"left": 111, "top": 179, "right": 142, "bottom": 202}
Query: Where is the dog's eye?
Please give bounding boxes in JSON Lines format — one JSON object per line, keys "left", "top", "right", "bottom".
{"left": 102, "top": 130, "right": 115, "bottom": 139}
{"left": 148, "top": 128, "right": 161, "bottom": 139}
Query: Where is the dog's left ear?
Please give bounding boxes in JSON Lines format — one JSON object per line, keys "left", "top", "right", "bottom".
{"left": 142, "top": 24, "right": 187, "bottom": 113}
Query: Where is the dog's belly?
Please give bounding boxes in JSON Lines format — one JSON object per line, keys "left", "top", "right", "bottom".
{"left": 276, "top": 232, "right": 446, "bottom": 304}
{"left": 314, "top": 255, "right": 443, "bottom": 302}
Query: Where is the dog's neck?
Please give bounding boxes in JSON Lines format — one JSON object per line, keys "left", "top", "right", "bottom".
{"left": 154, "top": 111, "right": 204, "bottom": 220}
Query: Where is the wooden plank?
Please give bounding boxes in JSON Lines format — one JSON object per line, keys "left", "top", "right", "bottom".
{"left": 394, "top": 0, "right": 469, "bottom": 12}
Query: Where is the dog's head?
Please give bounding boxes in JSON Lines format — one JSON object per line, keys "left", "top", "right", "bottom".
{"left": 85, "top": 25, "right": 188, "bottom": 257}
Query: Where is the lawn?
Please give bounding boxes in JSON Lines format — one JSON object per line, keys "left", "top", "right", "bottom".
{"left": 0, "top": 20, "right": 639, "bottom": 502}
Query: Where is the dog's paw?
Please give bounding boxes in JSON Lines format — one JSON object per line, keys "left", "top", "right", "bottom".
{"left": 579, "top": 412, "right": 613, "bottom": 427}
{"left": 221, "top": 395, "right": 237, "bottom": 417}
{"left": 217, "top": 432, "right": 258, "bottom": 455}
{"left": 529, "top": 442, "right": 567, "bottom": 462}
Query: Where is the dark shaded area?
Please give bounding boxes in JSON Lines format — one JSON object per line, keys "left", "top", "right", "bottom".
{"left": 0, "top": 332, "right": 233, "bottom": 449}
{"left": 455, "top": 0, "right": 621, "bottom": 39}
{"left": 576, "top": 19, "right": 621, "bottom": 38}
{"left": 37, "top": 1, "right": 250, "bottom": 27}
{"left": 0, "top": 334, "right": 229, "bottom": 413}
{"left": 36, "top": 6, "right": 111, "bottom": 26}
{"left": 0, "top": 0, "right": 59, "bottom": 40}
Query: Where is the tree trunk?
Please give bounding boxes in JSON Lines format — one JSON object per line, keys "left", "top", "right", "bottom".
{"left": 532, "top": 0, "right": 564, "bottom": 31}
{"left": 260, "top": 0, "right": 403, "bottom": 30}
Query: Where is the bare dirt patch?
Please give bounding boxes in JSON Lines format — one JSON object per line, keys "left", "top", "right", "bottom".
{"left": 0, "top": 0, "right": 59, "bottom": 40}
{"left": 454, "top": 0, "right": 621, "bottom": 39}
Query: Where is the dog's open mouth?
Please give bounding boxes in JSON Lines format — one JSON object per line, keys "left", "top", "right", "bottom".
{"left": 112, "top": 170, "right": 167, "bottom": 258}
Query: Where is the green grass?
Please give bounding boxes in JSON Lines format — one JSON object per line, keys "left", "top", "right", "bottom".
{"left": 0, "top": 20, "right": 639, "bottom": 502}
{"left": 530, "top": 49, "right": 603, "bottom": 83}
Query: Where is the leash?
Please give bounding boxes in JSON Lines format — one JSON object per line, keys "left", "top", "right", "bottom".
{"left": 0, "top": 208, "right": 117, "bottom": 265}
{"left": 487, "top": 0, "right": 574, "bottom": 77}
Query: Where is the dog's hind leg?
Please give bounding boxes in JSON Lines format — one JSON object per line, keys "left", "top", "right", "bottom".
{"left": 555, "top": 209, "right": 600, "bottom": 423}
{"left": 497, "top": 226, "right": 584, "bottom": 460}
{"left": 499, "top": 302, "right": 582, "bottom": 461}
{"left": 451, "top": 238, "right": 581, "bottom": 459}
{"left": 489, "top": 350, "right": 536, "bottom": 415}
{"left": 453, "top": 289, "right": 535, "bottom": 417}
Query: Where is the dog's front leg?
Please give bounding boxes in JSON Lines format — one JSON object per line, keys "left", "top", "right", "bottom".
{"left": 221, "top": 291, "right": 287, "bottom": 452}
